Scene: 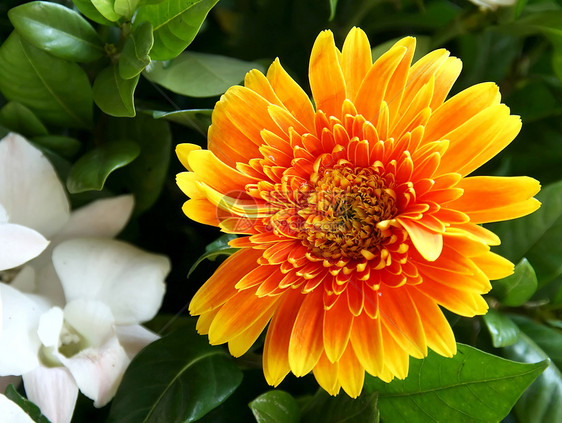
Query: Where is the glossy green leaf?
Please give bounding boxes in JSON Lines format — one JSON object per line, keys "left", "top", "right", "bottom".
{"left": 114, "top": 0, "right": 141, "bottom": 19}
{"left": 107, "top": 114, "right": 171, "bottom": 213}
{"left": 0, "top": 102, "right": 48, "bottom": 137}
{"left": 91, "top": 0, "right": 121, "bottom": 21}
{"left": 71, "top": 0, "right": 113, "bottom": 25}
{"left": 8, "top": 1, "right": 104, "bottom": 62}
{"left": 510, "top": 315, "right": 562, "bottom": 369}
{"left": 301, "top": 390, "right": 379, "bottom": 423}
{"left": 152, "top": 108, "right": 211, "bottom": 135}
{"left": 32, "top": 135, "right": 81, "bottom": 158}
{"left": 365, "top": 344, "right": 547, "bottom": 423}
{"left": 491, "top": 180, "right": 562, "bottom": 288}
{"left": 93, "top": 64, "right": 139, "bottom": 117}
{"left": 5, "top": 384, "right": 51, "bottom": 423}
{"left": 66, "top": 140, "right": 140, "bottom": 193}
{"left": 491, "top": 258, "right": 538, "bottom": 306}
{"left": 134, "top": 0, "right": 220, "bottom": 61}
{"left": 503, "top": 329, "right": 562, "bottom": 422}
{"left": 249, "top": 390, "right": 300, "bottom": 423}
{"left": 0, "top": 33, "right": 93, "bottom": 128}
{"left": 107, "top": 323, "right": 243, "bottom": 423}
{"left": 119, "top": 21, "right": 154, "bottom": 79}
{"left": 144, "top": 52, "right": 262, "bottom": 97}
{"left": 483, "top": 309, "right": 520, "bottom": 348}
{"left": 188, "top": 233, "right": 239, "bottom": 277}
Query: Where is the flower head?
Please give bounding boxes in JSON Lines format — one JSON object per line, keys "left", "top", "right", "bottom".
{"left": 176, "top": 28, "right": 540, "bottom": 397}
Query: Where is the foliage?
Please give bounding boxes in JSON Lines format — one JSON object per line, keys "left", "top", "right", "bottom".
{"left": 1, "top": 0, "right": 562, "bottom": 422}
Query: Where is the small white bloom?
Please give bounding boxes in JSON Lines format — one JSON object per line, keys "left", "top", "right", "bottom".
{"left": 468, "top": 0, "right": 516, "bottom": 11}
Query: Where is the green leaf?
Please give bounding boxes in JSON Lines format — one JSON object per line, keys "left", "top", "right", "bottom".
{"left": 151, "top": 108, "right": 211, "bottom": 135}
{"left": 491, "top": 258, "right": 538, "bottom": 306}
{"left": 0, "top": 32, "right": 93, "bottom": 128}
{"left": 510, "top": 315, "right": 562, "bottom": 370}
{"left": 8, "top": 1, "right": 104, "bottom": 62}
{"left": 301, "top": 390, "right": 379, "bottom": 423}
{"left": 483, "top": 309, "right": 520, "bottom": 348}
{"left": 66, "top": 140, "right": 140, "bottom": 193}
{"left": 0, "top": 102, "right": 48, "bottom": 137}
{"left": 328, "top": 0, "right": 338, "bottom": 21}
{"left": 490, "top": 180, "right": 562, "bottom": 288}
{"left": 93, "top": 64, "right": 139, "bottom": 117}
{"left": 107, "top": 323, "right": 243, "bottom": 423}
{"left": 144, "top": 52, "right": 262, "bottom": 97}
{"left": 5, "top": 384, "right": 51, "bottom": 423}
{"left": 365, "top": 344, "right": 547, "bottom": 423}
{"left": 249, "top": 390, "right": 300, "bottom": 423}
{"left": 31, "top": 135, "right": 81, "bottom": 158}
{"left": 72, "top": 0, "right": 114, "bottom": 25}
{"left": 108, "top": 114, "right": 171, "bottom": 213}
{"left": 503, "top": 329, "right": 562, "bottom": 422}
{"left": 134, "top": 0, "right": 220, "bottom": 61}
{"left": 91, "top": 0, "right": 121, "bottom": 21}
{"left": 119, "top": 21, "right": 154, "bottom": 79}
{"left": 114, "top": 0, "right": 141, "bottom": 19}
{"left": 188, "top": 233, "right": 239, "bottom": 277}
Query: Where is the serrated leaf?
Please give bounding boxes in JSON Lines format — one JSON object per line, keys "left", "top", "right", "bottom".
{"left": 32, "top": 135, "right": 81, "bottom": 159}
{"left": 301, "top": 390, "right": 379, "bottom": 423}
{"left": 8, "top": 1, "right": 104, "bottom": 62}
{"left": 491, "top": 258, "right": 538, "bottom": 306}
{"left": 72, "top": 0, "right": 114, "bottom": 25}
{"left": 249, "top": 390, "right": 300, "bottom": 423}
{"left": 490, "top": 180, "right": 562, "bottom": 289}
{"left": 107, "top": 323, "right": 243, "bottom": 423}
{"left": 145, "top": 51, "right": 263, "bottom": 97}
{"left": 365, "top": 344, "right": 547, "bottom": 423}
{"left": 107, "top": 114, "right": 171, "bottom": 213}
{"left": 0, "top": 102, "right": 48, "bottom": 137}
{"left": 188, "top": 233, "right": 239, "bottom": 277}
{"left": 91, "top": 0, "right": 121, "bottom": 21}
{"left": 119, "top": 21, "right": 154, "bottom": 79}
{"left": 66, "top": 140, "right": 140, "bottom": 193}
{"left": 134, "top": 0, "right": 220, "bottom": 61}
{"left": 93, "top": 64, "right": 139, "bottom": 117}
{"left": 503, "top": 328, "right": 562, "bottom": 422}
{"left": 0, "top": 32, "right": 93, "bottom": 128}
{"left": 151, "top": 108, "right": 211, "bottom": 135}
{"left": 5, "top": 385, "right": 51, "bottom": 423}
{"left": 483, "top": 309, "right": 520, "bottom": 348}
{"left": 114, "top": 0, "right": 141, "bottom": 19}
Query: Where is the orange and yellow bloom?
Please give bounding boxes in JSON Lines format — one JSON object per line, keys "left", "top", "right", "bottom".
{"left": 176, "top": 28, "right": 540, "bottom": 397}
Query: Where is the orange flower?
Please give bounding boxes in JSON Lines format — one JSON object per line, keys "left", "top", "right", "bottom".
{"left": 176, "top": 28, "right": 540, "bottom": 397}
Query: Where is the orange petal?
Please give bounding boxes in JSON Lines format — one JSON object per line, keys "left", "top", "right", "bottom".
{"left": 350, "top": 312, "right": 384, "bottom": 376}
{"left": 195, "top": 308, "right": 220, "bottom": 335}
{"left": 182, "top": 199, "right": 220, "bottom": 226}
{"left": 416, "top": 279, "right": 488, "bottom": 317}
{"left": 228, "top": 300, "right": 278, "bottom": 357}
{"left": 471, "top": 251, "right": 514, "bottom": 280}
{"left": 379, "top": 322, "right": 410, "bottom": 379}
{"left": 176, "top": 172, "right": 205, "bottom": 199}
{"left": 323, "top": 294, "right": 353, "bottom": 363}
{"left": 337, "top": 344, "right": 365, "bottom": 399}
{"left": 341, "top": 27, "right": 372, "bottom": 101}
{"left": 176, "top": 143, "right": 201, "bottom": 170}
{"left": 430, "top": 56, "right": 462, "bottom": 110}
{"left": 312, "top": 352, "right": 341, "bottom": 396}
{"left": 189, "top": 249, "right": 262, "bottom": 315}
{"left": 244, "top": 69, "right": 283, "bottom": 105}
{"left": 309, "top": 30, "right": 346, "bottom": 118}
{"left": 288, "top": 289, "right": 324, "bottom": 376}
{"left": 397, "top": 217, "right": 443, "bottom": 261}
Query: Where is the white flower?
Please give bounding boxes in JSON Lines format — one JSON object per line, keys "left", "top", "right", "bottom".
{"left": 0, "top": 393, "right": 35, "bottom": 423}
{"left": 0, "top": 238, "right": 170, "bottom": 423}
{"left": 468, "top": 0, "right": 516, "bottom": 10}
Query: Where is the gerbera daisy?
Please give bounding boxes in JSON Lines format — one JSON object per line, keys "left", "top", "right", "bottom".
{"left": 176, "top": 27, "right": 540, "bottom": 398}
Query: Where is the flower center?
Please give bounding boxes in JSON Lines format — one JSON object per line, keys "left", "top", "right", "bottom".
{"left": 298, "top": 164, "right": 397, "bottom": 260}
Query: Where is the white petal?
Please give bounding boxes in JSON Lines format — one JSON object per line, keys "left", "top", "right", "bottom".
{"left": 0, "top": 133, "right": 70, "bottom": 238}
{"left": 0, "top": 223, "right": 48, "bottom": 271}
{"left": 63, "top": 300, "right": 114, "bottom": 348}
{"left": 54, "top": 195, "right": 134, "bottom": 242}
{"left": 0, "top": 393, "right": 35, "bottom": 423}
{"left": 0, "top": 203, "right": 8, "bottom": 223}
{"left": 58, "top": 336, "right": 130, "bottom": 407}
{"left": 53, "top": 238, "right": 169, "bottom": 325}
{"left": 32, "top": 262, "right": 66, "bottom": 307}
{"left": 0, "top": 284, "right": 50, "bottom": 375}
{"left": 23, "top": 366, "right": 78, "bottom": 423}
{"left": 37, "top": 307, "right": 64, "bottom": 348}
{"left": 115, "top": 325, "right": 159, "bottom": 359}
